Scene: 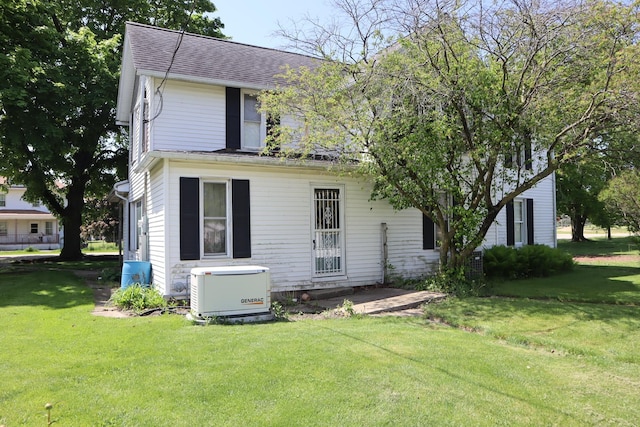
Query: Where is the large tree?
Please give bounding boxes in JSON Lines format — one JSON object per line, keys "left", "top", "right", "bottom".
{"left": 600, "top": 170, "right": 640, "bottom": 234}
{"left": 0, "top": 0, "right": 225, "bottom": 260}
{"left": 556, "top": 160, "right": 613, "bottom": 242}
{"left": 261, "top": 0, "right": 640, "bottom": 271}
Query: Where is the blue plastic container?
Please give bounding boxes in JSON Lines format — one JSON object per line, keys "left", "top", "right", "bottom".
{"left": 121, "top": 261, "right": 152, "bottom": 289}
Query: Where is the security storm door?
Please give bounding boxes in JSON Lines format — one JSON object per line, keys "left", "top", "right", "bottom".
{"left": 312, "top": 187, "right": 345, "bottom": 276}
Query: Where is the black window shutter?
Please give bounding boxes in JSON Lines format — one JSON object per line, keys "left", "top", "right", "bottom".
{"left": 226, "top": 87, "right": 241, "bottom": 150}
{"left": 232, "top": 179, "right": 251, "bottom": 258}
{"left": 526, "top": 198, "right": 535, "bottom": 245}
{"left": 504, "top": 151, "right": 513, "bottom": 168}
{"left": 524, "top": 133, "right": 533, "bottom": 171}
{"left": 180, "top": 177, "right": 200, "bottom": 260}
{"left": 423, "top": 214, "right": 435, "bottom": 250}
{"left": 506, "top": 201, "right": 515, "bottom": 246}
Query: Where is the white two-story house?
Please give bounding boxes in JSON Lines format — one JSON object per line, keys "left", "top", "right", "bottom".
{"left": 112, "top": 23, "right": 556, "bottom": 297}
{"left": 0, "top": 178, "right": 61, "bottom": 250}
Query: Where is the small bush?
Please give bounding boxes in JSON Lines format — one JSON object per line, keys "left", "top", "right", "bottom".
{"left": 25, "top": 246, "right": 39, "bottom": 253}
{"left": 419, "top": 269, "right": 485, "bottom": 297}
{"left": 109, "top": 284, "right": 167, "bottom": 313}
{"left": 484, "top": 244, "right": 574, "bottom": 279}
{"left": 483, "top": 245, "right": 518, "bottom": 278}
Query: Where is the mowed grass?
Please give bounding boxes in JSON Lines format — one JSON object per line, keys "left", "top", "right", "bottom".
{"left": 2, "top": 241, "right": 640, "bottom": 426}
{"left": 486, "top": 236, "right": 640, "bottom": 304}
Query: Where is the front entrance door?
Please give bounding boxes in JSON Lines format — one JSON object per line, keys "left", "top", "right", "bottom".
{"left": 312, "top": 187, "right": 344, "bottom": 276}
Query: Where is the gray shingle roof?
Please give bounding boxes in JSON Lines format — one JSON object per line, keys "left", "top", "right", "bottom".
{"left": 125, "top": 22, "right": 319, "bottom": 88}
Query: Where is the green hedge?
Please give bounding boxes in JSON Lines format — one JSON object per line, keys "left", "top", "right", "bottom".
{"left": 483, "top": 244, "right": 574, "bottom": 279}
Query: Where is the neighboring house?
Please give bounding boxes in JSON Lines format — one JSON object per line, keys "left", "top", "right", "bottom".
{"left": 0, "top": 178, "right": 61, "bottom": 250}
{"left": 112, "top": 23, "right": 556, "bottom": 297}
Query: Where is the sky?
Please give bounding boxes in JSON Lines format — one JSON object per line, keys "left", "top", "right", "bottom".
{"left": 211, "top": 0, "right": 336, "bottom": 49}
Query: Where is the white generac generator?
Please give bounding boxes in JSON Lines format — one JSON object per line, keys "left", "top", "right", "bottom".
{"left": 190, "top": 266, "right": 271, "bottom": 317}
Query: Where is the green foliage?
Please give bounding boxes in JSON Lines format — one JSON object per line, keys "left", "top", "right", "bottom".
{"left": 270, "top": 301, "right": 288, "bottom": 320}
{"left": 419, "top": 269, "right": 484, "bottom": 298}
{"left": 261, "top": 0, "right": 640, "bottom": 271}
{"left": 599, "top": 169, "right": 640, "bottom": 234}
{"left": 390, "top": 268, "right": 484, "bottom": 297}
{"left": 339, "top": 299, "right": 355, "bottom": 317}
{"left": 109, "top": 284, "right": 167, "bottom": 313}
{"left": 0, "top": 0, "right": 226, "bottom": 260}
{"left": 24, "top": 246, "right": 39, "bottom": 253}
{"left": 556, "top": 159, "right": 615, "bottom": 241}
{"left": 85, "top": 241, "right": 119, "bottom": 252}
{"left": 484, "top": 245, "right": 574, "bottom": 279}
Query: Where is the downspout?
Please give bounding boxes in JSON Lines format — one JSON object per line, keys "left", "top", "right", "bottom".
{"left": 112, "top": 191, "right": 128, "bottom": 267}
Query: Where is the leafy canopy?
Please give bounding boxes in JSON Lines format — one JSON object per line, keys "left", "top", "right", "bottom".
{"left": 261, "top": 0, "right": 640, "bottom": 269}
{"left": 0, "top": 0, "right": 225, "bottom": 259}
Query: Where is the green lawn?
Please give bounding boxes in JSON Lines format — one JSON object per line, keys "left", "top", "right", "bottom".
{"left": 1, "top": 241, "right": 640, "bottom": 426}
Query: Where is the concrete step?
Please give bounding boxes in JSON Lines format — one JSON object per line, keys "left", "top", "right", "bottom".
{"left": 351, "top": 291, "right": 446, "bottom": 315}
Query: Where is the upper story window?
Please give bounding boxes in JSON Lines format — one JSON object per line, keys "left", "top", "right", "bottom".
{"left": 242, "top": 93, "right": 265, "bottom": 150}
{"left": 142, "top": 87, "right": 150, "bottom": 153}
{"left": 0, "top": 194, "right": 5, "bottom": 207}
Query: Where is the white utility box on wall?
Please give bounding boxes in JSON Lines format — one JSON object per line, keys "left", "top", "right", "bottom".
{"left": 190, "top": 266, "right": 271, "bottom": 318}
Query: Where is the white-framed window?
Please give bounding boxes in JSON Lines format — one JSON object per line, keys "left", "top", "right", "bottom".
{"left": 30, "top": 223, "right": 38, "bottom": 234}
{"left": 513, "top": 199, "right": 526, "bottom": 247}
{"left": 32, "top": 201, "right": 40, "bottom": 208}
{"left": 142, "top": 87, "right": 150, "bottom": 154}
{"left": 242, "top": 92, "right": 266, "bottom": 150}
{"left": 202, "top": 181, "right": 229, "bottom": 256}
{"left": 45, "top": 222, "right": 53, "bottom": 235}
{"left": 132, "top": 200, "right": 143, "bottom": 250}
{"left": 0, "top": 222, "right": 7, "bottom": 237}
{"left": 0, "top": 194, "right": 5, "bottom": 207}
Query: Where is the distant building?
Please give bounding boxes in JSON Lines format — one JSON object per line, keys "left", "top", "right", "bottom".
{"left": 0, "top": 178, "right": 61, "bottom": 250}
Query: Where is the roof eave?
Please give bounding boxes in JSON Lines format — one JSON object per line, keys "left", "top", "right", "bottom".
{"left": 115, "top": 32, "right": 135, "bottom": 125}
{"left": 137, "top": 69, "right": 276, "bottom": 91}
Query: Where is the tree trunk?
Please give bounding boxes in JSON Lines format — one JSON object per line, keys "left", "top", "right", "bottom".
{"left": 571, "top": 215, "right": 589, "bottom": 242}
{"left": 59, "top": 184, "right": 86, "bottom": 261}
{"left": 607, "top": 225, "right": 612, "bottom": 240}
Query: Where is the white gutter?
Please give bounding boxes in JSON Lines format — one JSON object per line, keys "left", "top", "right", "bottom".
{"left": 107, "top": 180, "right": 130, "bottom": 203}
{"left": 132, "top": 150, "right": 353, "bottom": 174}
{"left": 135, "top": 69, "right": 276, "bottom": 92}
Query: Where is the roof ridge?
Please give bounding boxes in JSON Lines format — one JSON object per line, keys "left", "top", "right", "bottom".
{"left": 125, "top": 21, "right": 320, "bottom": 60}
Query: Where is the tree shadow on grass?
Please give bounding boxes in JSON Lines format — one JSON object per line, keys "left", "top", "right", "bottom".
{"left": 486, "top": 263, "right": 640, "bottom": 307}
{"left": 0, "top": 267, "right": 94, "bottom": 309}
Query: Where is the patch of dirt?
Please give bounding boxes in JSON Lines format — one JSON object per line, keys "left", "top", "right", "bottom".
{"left": 573, "top": 255, "right": 640, "bottom": 263}
{"left": 74, "top": 270, "right": 131, "bottom": 318}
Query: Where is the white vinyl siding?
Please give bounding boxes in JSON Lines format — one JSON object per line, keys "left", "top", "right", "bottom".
{"left": 148, "top": 165, "right": 166, "bottom": 289}
{"left": 156, "top": 161, "right": 440, "bottom": 294}
{"left": 483, "top": 174, "right": 556, "bottom": 249}
{"left": 152, "top": 80, "right": 226, "bottom": 152}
